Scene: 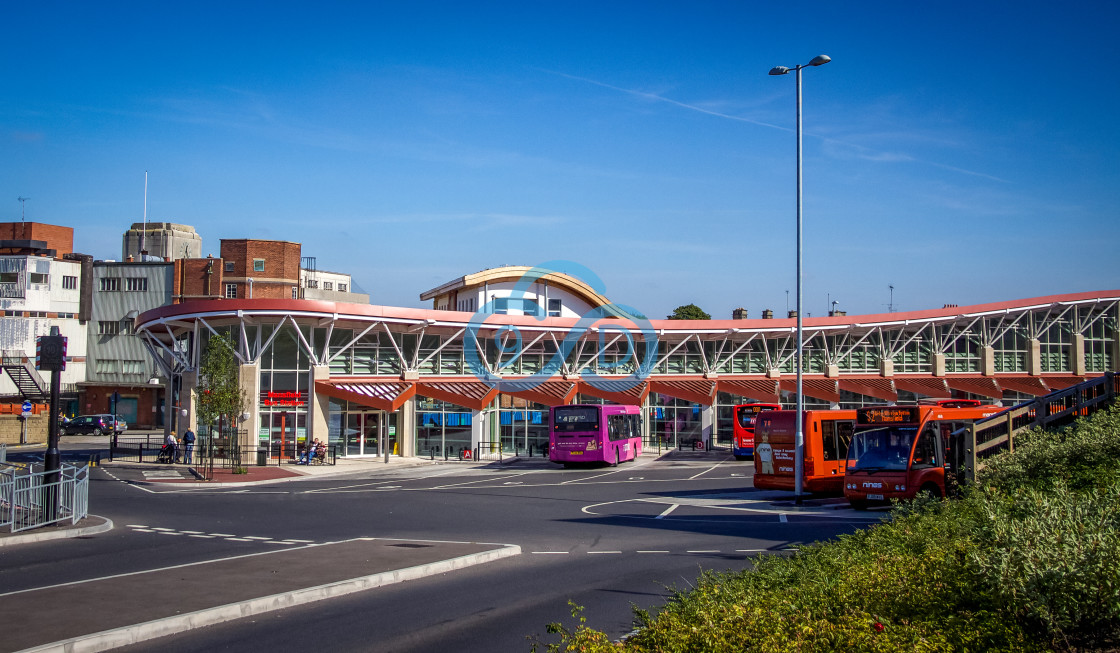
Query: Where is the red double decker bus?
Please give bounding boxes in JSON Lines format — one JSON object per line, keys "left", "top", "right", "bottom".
{"left": 731, "top": 403, "right": 781, "bottom": 460}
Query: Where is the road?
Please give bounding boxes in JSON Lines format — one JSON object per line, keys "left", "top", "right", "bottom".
{"left": 2, "top": 445, "right": 879, "bottom": 652}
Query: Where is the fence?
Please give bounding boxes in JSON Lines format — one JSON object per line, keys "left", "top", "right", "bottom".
{"left": 1, "top": 462, "right": 89, "bottom": 533}
{"left": 110, "top": 432, "right": 337, "bottom": 481}
{"left": 957, "top": 372, "right": 1118, "bottom": 483}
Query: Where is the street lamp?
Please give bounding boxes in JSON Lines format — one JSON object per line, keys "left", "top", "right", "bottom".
{"left": 769, "top": 54, "right": 831, "bottom": 502}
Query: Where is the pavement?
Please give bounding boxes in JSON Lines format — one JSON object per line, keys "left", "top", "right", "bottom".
{"left": 0, "top": 445, "right": 862, "bottom": 652}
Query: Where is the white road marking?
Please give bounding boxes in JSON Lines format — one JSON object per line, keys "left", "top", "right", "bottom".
{"left": 531, "top": 551, "right": 569, "bottom": 554}
{"left": 656, "top": 504, "right": 679, "bottom": 519}
{"left": 687, "top": 462, "right": 724, "bottom": 481}
{"left": 587, "top": 551, "right": 622, "bottom": 554}
{"left": 779, "top": 513, "right": 788, "bottom": 523}
{"left": 637, "top": 550, "right": 669, "bottom": 554}
{"left": 687, "top": 550, "right": 720, "bottom": 554}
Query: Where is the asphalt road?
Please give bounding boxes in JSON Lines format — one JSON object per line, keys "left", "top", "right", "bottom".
{"left": 3, "top": 447, "right": 880, "bottom": 652}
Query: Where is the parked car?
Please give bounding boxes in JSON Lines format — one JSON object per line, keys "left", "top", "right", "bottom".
{"left": 61, "top": 414, "right": 116, "bottom": 436}
{"left": 112, "top": 415, "right": 128, "bottom": 434}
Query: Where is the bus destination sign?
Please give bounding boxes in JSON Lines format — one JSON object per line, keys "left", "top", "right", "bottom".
{"left": 857, "top": 406, "right": 921, "bottom": 425}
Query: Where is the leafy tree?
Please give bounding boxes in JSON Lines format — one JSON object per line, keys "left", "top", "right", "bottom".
{"left": 667, "top": 303, "right": 711, "bottom": 320}
{"left": 196, "top": 331, "right": 247, "bottom": 435}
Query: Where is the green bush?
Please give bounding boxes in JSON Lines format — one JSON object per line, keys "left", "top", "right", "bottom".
{"left": 534, "top": 400, "right": 1120, "bottom": 652}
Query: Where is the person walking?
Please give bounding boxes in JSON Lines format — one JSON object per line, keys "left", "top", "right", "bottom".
{"left": 182, "top": 428, "right": 196, "bottom": 465}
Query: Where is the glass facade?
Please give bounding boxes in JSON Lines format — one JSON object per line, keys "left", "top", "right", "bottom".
{"left": 180, "top": 298, "right": 1116, "bottom": 459}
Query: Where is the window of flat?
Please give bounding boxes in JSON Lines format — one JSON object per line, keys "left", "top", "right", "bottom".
{"left": 253, "top": 259, "right": 265, "bottom": 272}
{"left": 225, "top": 283, "right": 237, "bottom": 299}
{"left": 62, "top": 276, "right": 78, "bottom": 290}
{"left": 0, "top": 272, "right": 17, "bottom": 283}
{"left": 99, "top": 277, "right": 120, "bottom": 292}
{"left": 96, "top": 359, "right": 119, "bottom": 374}
{"left": 98, "top": 321, "right": 120, "bottom": 335}
{"left": 29, "top": 273, "right": 48, "bottom": 284}
{"left": 291, "top": 286, "right": 298, "bottom": 299}
{"left": 225, "top": 261, "right": 234, "bottom": 273}
{"left": 323, "top": 281, "right": 333, "bottom": 291}
{"left": 548, "top": 298, "right": 562, "bottom": 317}
{"left": 126, "top": 278, "right": 148, "bottom": 292}
{"left": 339, "top": 283, "right": 347, "bottom": 292}
{"left": 305, "top": 279, "right": 318, "bottom": 289}
{"left": 121, "top": 360, "right": 144, "bottom": 375}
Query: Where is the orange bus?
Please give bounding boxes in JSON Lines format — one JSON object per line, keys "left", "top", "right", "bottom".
{"left": 731, "top": 403, "right": 781, "bottom": 460}
{"left": 843, "top": 399, "right": 1000, "bottom": 509}
{"left": 752, "top": 409, "right": 857, "bottom": 494}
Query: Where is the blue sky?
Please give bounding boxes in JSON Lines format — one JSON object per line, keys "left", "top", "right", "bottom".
{"left": 5, "top": 1, "right": 1118, "bottom": 320}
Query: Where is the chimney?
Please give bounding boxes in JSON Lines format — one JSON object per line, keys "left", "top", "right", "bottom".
{"left": 762, "top": 309, "right": 774, "bottom": 319}
{"left": 732, "top": 307, "right": 748, "bottom": 320}
{"left": 787, "top": 310, "right": 798, "bottom": 318}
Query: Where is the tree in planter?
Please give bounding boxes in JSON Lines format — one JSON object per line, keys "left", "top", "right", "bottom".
{"left": 667, "top": 303, "right": 711, "bottom": 320}
{"left": 196, "top": 332, "right": 248, "bottom": 468}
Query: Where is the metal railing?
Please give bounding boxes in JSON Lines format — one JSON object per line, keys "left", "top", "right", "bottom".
{"left": 1, "top": 462, "right": 89, "bottom": 533}
{"left": 956, "top": 372, "right": 1118, "bottom": 483}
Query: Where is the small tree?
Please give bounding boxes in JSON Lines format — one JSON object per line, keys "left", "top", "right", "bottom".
{"left": 196, "top": 331, "right": 247, "bottom": 437}
{"left": 667, "top": 303, "right": 711, "bottom": 320}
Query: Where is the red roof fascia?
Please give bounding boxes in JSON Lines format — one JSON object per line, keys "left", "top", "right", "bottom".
{"left": 1039, "top": 375, "right": 1088, "bottom": 392}
{"left": 945, "top": 377, "right": 1002, "bottom": 399}
{"left": 498, "top": 379, "right": 578, "bottom": 407}
{"left": 716, "top": 378, "right": 780, "bottom": 403}
{"left": 314, "top": 380, "right": 416, "bottom": 412}
{"left": 648, "top": 379, "right": 717, "bottom": 406}
{"left": 778, "top": 377, "right": 841, "bottom": 403}
{"left": 893, "top": 377, "right": 950, "bottom": 398}
{"left": 993, "top": 375, "right": 1050, "bottom": 397}
{"left": 415, "top": 379, "right": 501, "bottom": 411}
{"left": 576, "top": 379, "right": 649, "bottom": 406}
{"left": 837, "top": 378, "right": 898, "bottom": 402}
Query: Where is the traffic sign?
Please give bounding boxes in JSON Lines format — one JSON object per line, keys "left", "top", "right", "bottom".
{"left": 22, "top": 400, "right": 32, "bottom": 412}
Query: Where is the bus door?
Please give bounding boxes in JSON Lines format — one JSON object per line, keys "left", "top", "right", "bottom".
{"left": 909, "top": 420, "right": 944, "bottom": 496}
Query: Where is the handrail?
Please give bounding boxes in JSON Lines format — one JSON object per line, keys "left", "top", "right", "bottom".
{"left": 955, "top": 372, "right": 1117, "bottom": 483}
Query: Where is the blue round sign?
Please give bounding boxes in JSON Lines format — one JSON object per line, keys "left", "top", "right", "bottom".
{"left": 21, "top": 400, "right": 32, "bottom": 412}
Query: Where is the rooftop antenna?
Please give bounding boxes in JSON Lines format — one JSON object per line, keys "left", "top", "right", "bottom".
{"left": 888, "top": 284, "right": 895, "bottom": 313}
{"left": 139, "top": 171, "right": 148, "bottom": 258}
{"left": 17, "top": 197, "right": 29, "bottom": 222}
{"left": 785, "top": 289, "right": 790, "bottom": 313}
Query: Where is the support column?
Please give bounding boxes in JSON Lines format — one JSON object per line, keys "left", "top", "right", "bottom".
{"left": 310, "top": 365, "right": 330, "bottom": 443}
{"left": 1072, "top": 333, "right": 1086, "bottom": 376}
{"left": 981, "top": 345, "right": 996, "bottom": 376}
{"left": 239, "top": 362, "right": 260, "bottom": 453}
{"left": 1028, "top": 339, "right": 1042, "bottom": 376}
{"left": 179, "top": 371, "right": 199, "bottom": 436}
{"left": 933, "top": 353, "right": 946, "bottom": 377}
{"left": 701, "top": 404, "right": 714, "bottom": 448}
{"left": 398, "top": 396, "right": 416, "bottom": 457}
{"left": 881, "top": 358, "right": 895, "bottom": 377}
{"left": 470, "top": 408, "right": 485, "bottom": 453}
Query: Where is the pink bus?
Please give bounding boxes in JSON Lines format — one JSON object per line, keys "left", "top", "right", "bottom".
{"left": 550, "top": 404, "right": 643, "bottom": 467}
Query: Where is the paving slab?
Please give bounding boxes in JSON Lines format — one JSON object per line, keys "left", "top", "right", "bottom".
{"left": 2, "top": 537, "right": 520, "bottom": 653}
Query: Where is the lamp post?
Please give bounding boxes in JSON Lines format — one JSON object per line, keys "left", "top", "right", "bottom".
{"left": 769, "top": 54, "right": 830, "bottom": 502}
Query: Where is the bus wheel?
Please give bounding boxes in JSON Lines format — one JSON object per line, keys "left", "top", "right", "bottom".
{"left": 734, "top": 455, "right": 749, "bottom": 461}
{"left": 919, "top": 483, "right": 942, "bottom": 500}
{"left": 849, "top": 499, "right": 868, "bottom": 511}
{"left": 612, "top": 449, "right": 619, "bottom": 467}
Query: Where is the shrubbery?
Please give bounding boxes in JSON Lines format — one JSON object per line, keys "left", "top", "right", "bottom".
{"left": 534, "top": 404, "right": 1120, "bottom": 652}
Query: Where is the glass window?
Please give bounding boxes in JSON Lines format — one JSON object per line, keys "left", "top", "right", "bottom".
{"left": 0, "top": 272, "right": 18, "bottom": 283}
{"left": 323, "top": 281, "right": 333, "bottom": 291}
{"left": 225, "top": 283, "right": 237, "bottom": 299}
{"left": 62, "top": 275, "right": 78, "bottom": 289}
{"left": 548, "top": 298, "right": 562, "bottom": 317}
{"left": 126, "top": 278, "right": 148, "bottom": 292}
{"left": 98, "top": 321, "right": 120, "bottom": 335}
{"left": 339, "top": 283, "right": 347, "bottom": 292}
{"left": 99, "top": 277, "right": 120, "bottom": 292}
{"left": 253, "top": 259, "right": 265, "bottom": 272}
{"left": 29, "top": 272, "right": 48, "bottom": 284}
{"left": 225, "top": 261, "right": 235, "bottom": 273}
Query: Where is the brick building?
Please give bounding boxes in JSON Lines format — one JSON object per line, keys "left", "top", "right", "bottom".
{"left": 218, "top": 239, "right": 301, "bottom": 300}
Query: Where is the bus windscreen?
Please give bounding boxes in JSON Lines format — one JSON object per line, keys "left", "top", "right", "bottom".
{"left": 552, "top": 406, "right": 600, "bottom": 433}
